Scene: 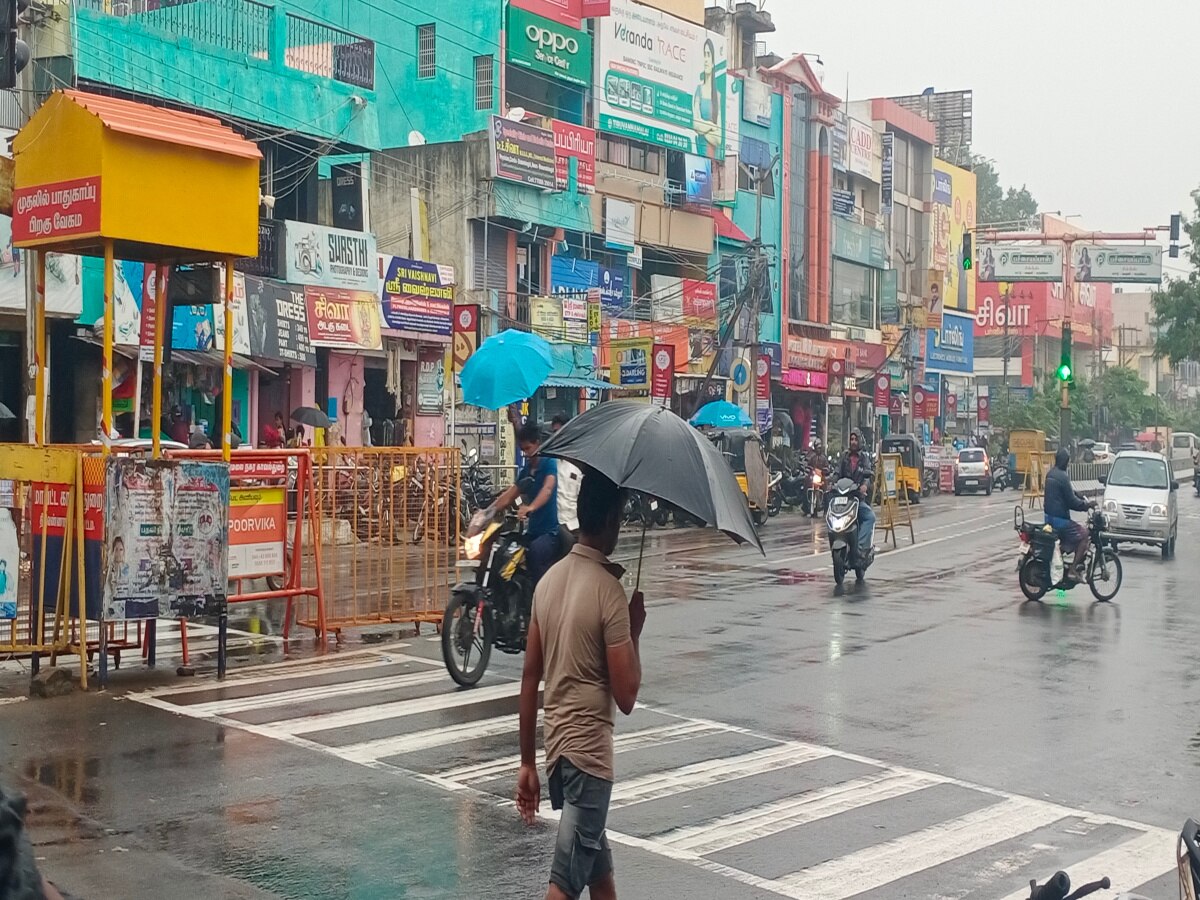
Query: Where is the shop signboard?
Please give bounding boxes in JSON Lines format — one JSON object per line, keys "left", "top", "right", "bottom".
{"left": 452, "top": 304, "right": 481, "bottom": 370}
{"left": 529, "top": 296, "right": 564, "bottom": 339}
{"left": 881, "top": 131, "right": 894, "bottom": 214}
{"left": 550, "top": 255, "right": 625, "bottom": 316}
{"left": 379, "top": 255, "right": 455, "bottom": 337}
{"left": 889, "top": 392, "right": 903, "bottom": 419}
{"left": 604, "top": 197, "right": 636, "bottom": 251}
{"left": 587, "top": 297, "right": 602, "bottom": 344}
{"left": 304, "top": 286, "right": 383, "bottom": 350}
{"left": 236, "top": 218, "right": 283, "bottom": 279}
{"left": 610, "top": 337, "right": 650, "bottom": 389}
{"left": 417, "top": 348, "right": 445, "bottom": 414}
{"left": 561, "top": 294, "right": 589, "bottom": 343}
{"left": 651, "top": 275, "right": 716, "bottom": 327}
{"left": 244, "top": 277, "right": 315, "bottom": 365}
{"left": 211, "top": 268, "right": 252, "bottom": 356}
{"left": 650, "top": 343, "right": 674, "bottom": 405}
{"left": 171, "top": 304, "right": 214, "bottom": 351}
{"left": 831, "top": 108, "right": 849, "bottom": 172}
{"left": 873, "top": 373, "right": 891, "bottom": 415}
{"left": 283, "top": 221, "right": 377, "bottom": 292}
{"left": 490, "top": 116, "right": 557, "bottom": 191}
{"left": 553, "top": 121, "right": 597, "bottom": 192}
{"left": 847, "top": 119, "right": 879, "bottom": 181}
{"left": 977, "top": 244, "right": 1063, "bottom": 282}
{"left": 977, "top": 394, "right": 990, "bottom": 426}
{"left": 595, "top": 0, "right": 727, "bottom": 160}
{"left": 1072, "top": 243, "right": 1162, "bottom": 284}
{"left": 880, "top": 269, "right": 900, "bottom": 324}
{"left": 507, "top": 6, "right": 593, "bottom": 87}
{"left": 756, "top": 355, "right": 771, "bottom": 431}
{"left": 103, "top": 458, "right": 229, "bottom": 621}
{"left": 12, "top": 176, "right": 102, "bottom": 245}
{"left": 827, "top": 357, "right": 846, "bottom": 407}
{"left": 684, "top": 154, "right": 713, "bottom": 206}
{"left": 511, "top": 0, "right": 583, "bottom": 28}
{"left": 228, "top": 486, "right": 286, "bottom": 578}
{"left": 924, "top": 311, "right": 974, "bottom": 375}
{"left": 833, "top": 219, "right": 887, "bottom": 269}
{"left": 930, "top": 158, "right": 976, "bottom": 312}
{"left": 742, "top": 77, "right": 772, "bottom": 127}
{"left": 832, "top": 189, "right": 855, "bottom": 219}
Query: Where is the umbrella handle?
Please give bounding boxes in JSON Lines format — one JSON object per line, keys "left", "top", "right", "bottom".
{"left": 635, "top": 517, "right": 647, "bottom": 593}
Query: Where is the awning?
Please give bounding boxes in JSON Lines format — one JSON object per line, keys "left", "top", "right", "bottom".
{"left": 710, "top": 211, "right": 752, "bottom": 244}
{"left": 71, "top": 333, "right": 139, "bottom": 359}
{"left": 170, "top": 350, "right": 278, "bottom": 373}
{"left": 543, "top": 375, "right": 615, "bottom": 391}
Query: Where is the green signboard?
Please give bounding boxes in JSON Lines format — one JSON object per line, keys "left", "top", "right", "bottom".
{"left": 506, "top": 6, "right": 593, "bottom": 88}
{"left": 833, "top": 219, "right": 887, "bottom": 269}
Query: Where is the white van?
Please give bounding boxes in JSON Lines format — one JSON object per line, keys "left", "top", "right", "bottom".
{"left": 1172, "top": 432, "right": 1198, "bottom": 462}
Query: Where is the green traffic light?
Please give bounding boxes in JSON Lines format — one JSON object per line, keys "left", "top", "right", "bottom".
{"left": 963, "top": 258, "right": 972, "bottom": 271}
{"left": 1056, "top": 363, "right": 1072, "bottom": 381}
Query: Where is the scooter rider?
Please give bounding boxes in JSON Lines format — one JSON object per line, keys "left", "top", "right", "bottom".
{"left": 1044, "top": 447, "right": 1096, "bottom": 580}
{"left": 489, "top": 422, "right": 560, "bottom": 584}
{"left": 837, "top": 431, "right": 876, "bottom": 554}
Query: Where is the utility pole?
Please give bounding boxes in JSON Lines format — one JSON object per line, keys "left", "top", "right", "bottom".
{"left": 1001, "top": 282, "right": 1011, "bottom": 424}
{"left": 691, "top": 154, "right": 779, "bottom": 419}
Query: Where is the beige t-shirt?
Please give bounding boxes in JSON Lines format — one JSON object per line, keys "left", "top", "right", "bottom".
{"left": 533, "top": 543, "right": 631, "bottom": 782}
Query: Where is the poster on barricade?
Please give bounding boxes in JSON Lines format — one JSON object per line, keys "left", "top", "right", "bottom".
{"left": 103, "top": 458, "right": 230, "bottom": 621}
{"left": 0, "top": 508, "right": 17, "bottom": 619}
{"left": 228, "top": 486, "right": 287, "bottom": 578}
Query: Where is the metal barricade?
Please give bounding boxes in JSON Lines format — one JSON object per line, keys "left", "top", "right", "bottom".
{"left": 301, "top": 447, "right": 461, "bottom": 635}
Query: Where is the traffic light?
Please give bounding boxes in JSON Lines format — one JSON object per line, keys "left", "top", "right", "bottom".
{"left": 1170, "top": 213, "right": 1182, "bottom": 259}
{"left": 961, "top": 231, "right": 973, "bottom": 271}
{"left": 0, "top": 0, "right": 29, "bottom": 91}
{"left": 1056, "top": 325, "right": 1073, "bottom": 384}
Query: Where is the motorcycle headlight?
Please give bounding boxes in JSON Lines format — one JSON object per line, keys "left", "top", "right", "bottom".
{"left": 1150, "top": 503, "right": 1168, "bottom": 518}
{"left": 463, "top": 533, "right": 484, "bottom": 560}
{"left": 1103, "top": 499, "right": 1118, "bottom": 513}
{"left": 813, "top": 473, "right": 823, "bottom": 486}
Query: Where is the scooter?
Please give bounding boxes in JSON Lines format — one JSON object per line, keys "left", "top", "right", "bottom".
{"left": 1013, "top": 505, "right": 1123, "bottom": 602}
{"left": 826, "top": 477, "right": 874, "bottom": 586}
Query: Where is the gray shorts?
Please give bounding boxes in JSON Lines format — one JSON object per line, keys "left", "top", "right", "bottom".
{"left": 548, "top": 758, "right": 613, "bottom": 898}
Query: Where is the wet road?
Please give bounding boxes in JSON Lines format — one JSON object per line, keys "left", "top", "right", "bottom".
{"left": 3, "top": 490, "right": 1199, "bottom": 899}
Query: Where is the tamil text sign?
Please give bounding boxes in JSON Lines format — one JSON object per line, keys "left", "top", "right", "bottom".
{"left": 553, "top": 121, "right": 597, "bottom": 192}
{"left": 977, "top": 244, "right": 1063, "bottom": 282}
{"left": 1072, "top": 244, "right": 1162, "bottom": 284}
{"left": 380, "top": 255, "right": 455, "bottom": 337}
{"left": 595, "top": 0, "right": 727, "bottom": 159}
{"left": 13, "top": 176, "right": 102, "bottom": 245}
{"left": 925, "top": 311, "right": 975, "bottom": 375}
{"left": 305, "top": 286, "right": 383, "bottom": 349}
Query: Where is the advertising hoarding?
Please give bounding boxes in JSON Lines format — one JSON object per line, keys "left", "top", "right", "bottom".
{"left": 1072, "top": 244, "right": 1163, "bottom": 284}
{"left": 304, "top": 286, "right": 383, "bottom": 349}
{"left": 507, "top": 6, "right": 593, "bottom": 87}
{"left": 553, "top": 121, "right": 596, "bottom": 191}
{"left": 650, "top": 343, "right": 674, "bottom": 405}
{"left": 595, "top": 0, "right": 727, "bottom": 159}
{"left": 977, "top": 244, "right": 1063, "bottom": 283}
{"left": 490, "top": 116, "right": 557, "bottom": 191}
{"left": 379, "top": 255, "right": 455, "bottom": 337}
{"left": 244, "top": 277, "right": 316, "bottom": 365}
{"left": 930, "top": 158, "right": 976, "bottom": 312}
{"left": 604, "top": 197, "right": 636, "bottom": 250}
{"left": 610, "top": 337, "right": 651, "bottom": 388}
{"left": 924, "top": 311, "right": 975, "bottom": 375}
{"left": 847, "top": 119, "right": 879, "bottom": 181}
{"left": 551, "top": 255, "right": 625, "bottom": 317}
{"left": 283, "top": 221, "right": 377, "bottom": 291}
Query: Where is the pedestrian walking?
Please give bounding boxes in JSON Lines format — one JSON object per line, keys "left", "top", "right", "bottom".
{"left": 517, "top": 470, "right": 645, "bottom": 900}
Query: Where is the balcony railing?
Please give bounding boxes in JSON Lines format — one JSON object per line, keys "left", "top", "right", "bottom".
{"left": 285, "top": 13, "right": 375, "bottom": 91}
{"left": 77, "top": 0, "right": 272, "bottom": 59}
{"left": 77, "top": 1, "right": 375, "bottom": 92}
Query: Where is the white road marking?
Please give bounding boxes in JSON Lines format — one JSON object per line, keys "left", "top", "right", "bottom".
{"left": 0, "top": 696, "right": 26, "bottom": 707}
{"left": 132, "top": 653, "right": 412, "bottom": 698}
{"left": 335, "top": 712, "right": 537, "bottom": 764}
{"left": 659, "top": 769, "right": 942, "bottom": 855}
{"left": 270, "top": 680, "right": 526, "bottom": 736}
{"left": 178, "top": 669, "right": 447, "bottom": 716}
{"left": 993, "top": 827, "right": 1177, "bottom": 900}
{"left": 770, "top": 795, "right": 1067, "bottom": 899}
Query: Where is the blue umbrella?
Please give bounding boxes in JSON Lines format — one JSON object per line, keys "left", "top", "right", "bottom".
{"left": 460, "top": 329, "right": 554, "bottom": 410}
{"left": 690, "top": 400, "right": 753, "bottom": 429}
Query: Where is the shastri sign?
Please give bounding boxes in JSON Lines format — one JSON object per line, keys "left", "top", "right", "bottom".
{"left": 925, "top": 311, "right": 974, "bottom": 375}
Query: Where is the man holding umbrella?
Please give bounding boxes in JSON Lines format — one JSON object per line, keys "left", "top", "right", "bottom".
{"left": 517, "top": 470, "right": 645, "bottom": 900}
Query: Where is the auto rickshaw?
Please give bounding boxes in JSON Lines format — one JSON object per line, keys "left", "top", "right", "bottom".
{"left": 704, "top": 426, "right": 771, "bottom": 526}
{"left": 880, "top": 433, "right": 924, "bottom": 504}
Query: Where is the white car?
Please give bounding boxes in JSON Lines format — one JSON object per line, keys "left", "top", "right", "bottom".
{"left": 1090, "top": 442, "right": 1114, "bottom": 463}
{"left": 1101, "top": 450, "right": 1179, "bottom": 559}
{"left": 953, "top": 448, "right": 992, "bottom": 495}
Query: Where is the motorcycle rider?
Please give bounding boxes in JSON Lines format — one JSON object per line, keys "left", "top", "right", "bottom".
{"left": 836, "top": 431, "right": 876, "bottom": 556}
{"left": 806, "top": 438, "right": 827, "bottom": 471}
{"left": 489, "top": 422, "right": 560, "bottom": 584}
{"left": 1044, "top": 447, "right": 1095, "bottom": 580}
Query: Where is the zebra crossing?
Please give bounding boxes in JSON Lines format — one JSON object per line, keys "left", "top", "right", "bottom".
{"left": 130, "top": 648, "right": 1178, "bottom": 899}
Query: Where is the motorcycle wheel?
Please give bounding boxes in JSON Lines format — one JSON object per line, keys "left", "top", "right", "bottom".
{"left": 1087, "top": 548, "right": 1123, "bottom": 602}
{"left": 441, "top": 591, "right": 494, "bottom": 686}
{"left": 1018, "top": 557, "right": 1047, "bottom": 602}
{"left": 767, "top": 488, "right": 783, "bottom": 518}
{"left": 653, "top": 505, "right": 671, "bottom": 528}
{"left": 855, "top": 567, "right": 865, "bottom": 582}
{"left": 833, "top": 553, "right": 846, "bottom": 586}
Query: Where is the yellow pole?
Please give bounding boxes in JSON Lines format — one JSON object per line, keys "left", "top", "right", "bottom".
{"left": 152, "top": 263, "right": 167, "bottom": 459}
{"left": 34, "top": 251, "right": 46, "bottom": 446}
{"left": 222, "top": 259, "right": 234, "bottom": 463}
{"left": 101, "top": 241, "right": 115, "bottom": 455}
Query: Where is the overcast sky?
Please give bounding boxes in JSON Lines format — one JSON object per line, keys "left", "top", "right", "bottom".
{"left": 768, "top": 0, "right": 1199, "bottom": 273}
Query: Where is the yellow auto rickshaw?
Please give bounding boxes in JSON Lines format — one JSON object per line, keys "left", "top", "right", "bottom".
{"left": 706, "top": 426, "right": 771, "bottom": 526}
{"left": 880, "top": 433, "right": 924, "bottom": 504}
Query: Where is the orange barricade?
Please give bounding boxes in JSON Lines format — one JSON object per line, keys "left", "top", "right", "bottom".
{"left": 302, "top": 446, "right": 461, "bottom": 636}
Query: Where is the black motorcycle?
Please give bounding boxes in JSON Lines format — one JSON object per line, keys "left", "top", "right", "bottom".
{"left": 1014, "top": 505, "right": 1122, "bottom": 602}
{"left": 441, "top": 481, "right": 540, "bottom": 686}
{"left": 826, "top": 476, "right": 875, "bottom": 585}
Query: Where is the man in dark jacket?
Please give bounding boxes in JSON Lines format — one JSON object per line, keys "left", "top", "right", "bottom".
{"left": 837, "top": 431, "right": 875, "bottom": 554}
{"left": 1044, "top": 448, "right": 1094, "bottom": 578}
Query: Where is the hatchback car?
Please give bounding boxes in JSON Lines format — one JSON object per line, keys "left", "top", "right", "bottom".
{"left": 1101, "top": 450, "right": 1179, "bottom": 558}
{"left": 954, "top": 448, "right": 992, "bottom": 495}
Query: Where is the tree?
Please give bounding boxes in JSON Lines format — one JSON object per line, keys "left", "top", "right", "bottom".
{"left": 1152, "top": 188, "right": 1200, "bottom": 367}
{"left": 970, "top": 156, "right": 1039, "bottom": 228}
{"left": 1092, "top": 367, "right": 1156, "bottom": 433}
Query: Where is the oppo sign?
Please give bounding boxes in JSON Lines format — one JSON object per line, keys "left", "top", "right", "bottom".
{"left": 509, "top": 7, "right": 592, "bottom": 87}
{"left": 527, "top": 25, "right": 579, "bottom": 55}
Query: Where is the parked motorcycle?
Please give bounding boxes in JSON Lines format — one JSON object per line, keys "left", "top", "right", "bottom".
{"left": 772, "top": 462, "right": 810, "bottom": 513}
{"left": 766, "top": 471, "right": 784, "bottom": 517}
{"left": 826, "top": 476, "right": 875, "bottom": 586}
{"left": 623, "top": 491, "right": 669, "bottom": 528}
{"left": 441, "top": 483, "right": 536, "bottom": 686}
{"left": 1014, "top": 505, "right": 1122, "bottom": 602}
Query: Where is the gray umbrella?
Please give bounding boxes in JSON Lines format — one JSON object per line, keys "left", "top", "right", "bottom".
{"left": 0, "top": 402, "right": 14, "bottom": 420}
{"left": 539, "top": 400, "right": 764, "bottom": 580}
{"left": 291, "top": 407, "right": 332, "bottom": 429}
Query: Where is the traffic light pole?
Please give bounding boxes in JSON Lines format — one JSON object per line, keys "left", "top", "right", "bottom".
{"left": 977, "top": 226, "right": 1169, "bottom": 449}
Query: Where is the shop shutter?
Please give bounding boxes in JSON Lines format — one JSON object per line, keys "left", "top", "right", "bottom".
{"left": 471, "top": 219, "right": 508, "bottom": 294}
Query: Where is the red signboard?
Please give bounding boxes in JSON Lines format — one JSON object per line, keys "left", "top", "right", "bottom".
{"left": 912, "top": 387, "right": 939, "bottom": 420}
{"left": 946, "top": 393, "right": 958, "bottom": 417}
{"left": 511, "top": 0, "right": 582, "bottom": 28}
{"left": 889, "top": 392, "right": 903, "bottom": 418}
{"left": 682, "top": 280, "right": 717, "bottom": 326}
{"left": 453, "top": 303, "right": 481, "bottom": 370}
{"left": 977, "top": 395, "right": 990, "bottom": 426}
{"left": 553, "top": 121, "right": 596, "bottom": 193}
{"left": 581, "top": 0, "right": 610, "bottom": 15}
{"left": 13, "top": 176, "right": 102, "bottom": 245}
{"left": 650, "top": 343, "right": 674, "bottom": 406}
{"left": 304, "top": 286, "right": 380, "bottom": 348}
{"left": 873, "top": 374, "right": 891, "bottom": 415}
